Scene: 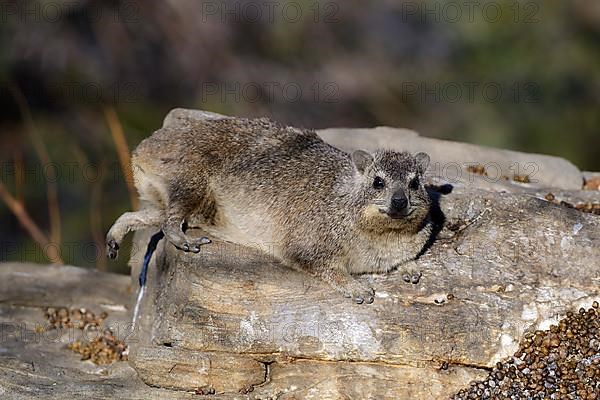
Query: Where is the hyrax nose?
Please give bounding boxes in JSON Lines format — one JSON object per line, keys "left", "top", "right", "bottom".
{"left": 391, "top": 191, "right": 408, "bottom": 210}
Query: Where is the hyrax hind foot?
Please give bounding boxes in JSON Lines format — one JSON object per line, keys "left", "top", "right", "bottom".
{"left": 321, "top": 269, "right": 375, "bottom": 304}
{"left": 343, "top": 280, "right": 375, "bottom": 305}
{"left": 162, "top": 223, "right": 211, "bottom": 253}
{"left": 176, "top": 236, "right": 212, "bottom": 253}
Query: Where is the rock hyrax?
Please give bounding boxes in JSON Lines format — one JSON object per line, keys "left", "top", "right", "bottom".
{"left": 106, "top": 113, "right": 433, "bottom": 304}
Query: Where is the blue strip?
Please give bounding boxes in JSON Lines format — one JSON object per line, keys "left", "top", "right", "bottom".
{"left": 139, "top": 231, "right": 165, "bottom": 287}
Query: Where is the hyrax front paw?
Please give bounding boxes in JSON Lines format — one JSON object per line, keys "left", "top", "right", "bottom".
{"left": 401, "top": 268, "right": 422, "bottom": 285}
{"left": 106, "top": 237, "right": 119, "bottom": 259}
{"left": 342, "top": 280, "right": 375, "bottom": 305}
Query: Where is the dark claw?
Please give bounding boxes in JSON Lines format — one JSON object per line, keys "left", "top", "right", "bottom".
{"left": 365, "top": 296, "right": 374, "bottom": 304}
{"left": 106, "top": 240, "right": 119, "bottom": 259}
{"left": 200, "top": 237, "right": 211, "bottom": 245}
{"left": 403, "top": 273, "right": 411, "bottom": 283}
{"left": 355, "top": 297, "right": 365, "bottom": 304}
{"left": 182, "top": 243, "right": 190, "bottom": 252}
{"left": 191, "top": 245, "right": 201, "bottom": 253}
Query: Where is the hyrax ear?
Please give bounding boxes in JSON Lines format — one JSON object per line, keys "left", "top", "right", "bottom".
{"left": 415, "top": 152, "right": 430, "bottom": 174}
{"left": 352, "top": 150, "right": 373, "bottom": 174}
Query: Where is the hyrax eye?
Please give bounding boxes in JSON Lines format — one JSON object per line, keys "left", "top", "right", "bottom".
{"left": 409, "top": 177, "right": 419, "bottom": 190}
{"left": 373, "top": 176, "right": 385, "bottom": 189}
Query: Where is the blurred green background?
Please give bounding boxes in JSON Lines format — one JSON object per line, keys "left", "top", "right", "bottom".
{"left": 1, "top": 0, "right": 599, "bottom": 272}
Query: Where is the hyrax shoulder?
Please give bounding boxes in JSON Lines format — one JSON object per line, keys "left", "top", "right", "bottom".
{"left": 107, "top": 115, "right": 433, "bottom": 304}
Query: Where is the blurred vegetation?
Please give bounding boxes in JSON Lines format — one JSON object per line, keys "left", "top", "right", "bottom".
{"left": 0, "top": 0, "right": 599, "bottom": 272}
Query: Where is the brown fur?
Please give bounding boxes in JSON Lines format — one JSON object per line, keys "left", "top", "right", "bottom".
{"left": 106, "top": 112, "right": 433, "bottom": 304}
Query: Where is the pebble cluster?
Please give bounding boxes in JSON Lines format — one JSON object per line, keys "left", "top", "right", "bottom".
{"left": 574, "top": 203, "right": 600, "bottom": 215}
{"left": 43, "top": 307, "right": 128, "bottom": 365}
{"left": 466, "top": 165, "right": 487, "bottom": 176}
{"left": 452, "top": 302, "right": 599, "bottom": 400}
{"left": 465, "top": 164, "right": 530, "bottom": 183}
{"left": 68, "top": 328, "right": 128, "bottom": 365}
{"left": 44, "top": 307, "right": 107, "bottom": 330}
{"left": 544, "top": 194, "right": 600, "bottom": 216}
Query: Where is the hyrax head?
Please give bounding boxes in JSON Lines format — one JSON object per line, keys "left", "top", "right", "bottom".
{"left": 353, "top": 149, "right": 431, "bottom": 230}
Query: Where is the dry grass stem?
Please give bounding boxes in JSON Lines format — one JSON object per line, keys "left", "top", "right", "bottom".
{"left": 8, "top": 81, "right": 62, "bottom": 248}
{"left": 0, "top": 180, "right": 64, "bottom": 264}
{"left": 104, "top": 106, "right": 138, "bottom": 210}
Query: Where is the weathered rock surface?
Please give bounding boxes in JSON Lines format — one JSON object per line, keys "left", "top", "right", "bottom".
{"left": 0, "top": 263, "right": 197, "bottom": 399}
{"left": 126, "top": 109, "right": 600, "bottom": 399}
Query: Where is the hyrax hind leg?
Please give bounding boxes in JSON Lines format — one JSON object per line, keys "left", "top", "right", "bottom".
{"left": 162, "top": 203, "right": 211, "bottom": 253}
{"left": 106, "top": 208, "right": 163, "bottom": 259}
{"left": 322, "top": 268, "right": 375, "bottom": 304}
{"left": 161, "top": 178, "right": 212, "bottom": 253}
{"left": 298, "top": 259, "right": 375, "bottom": 304}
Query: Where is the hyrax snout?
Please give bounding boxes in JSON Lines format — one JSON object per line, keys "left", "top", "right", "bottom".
{"left": 106, "top": 113, "right": 433, "bottom": 304}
